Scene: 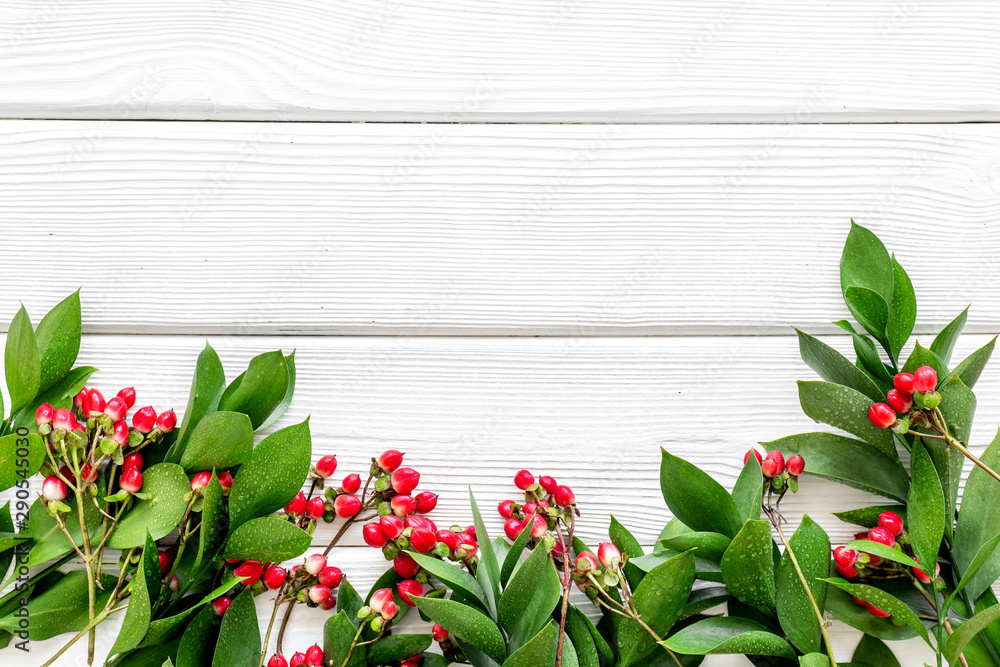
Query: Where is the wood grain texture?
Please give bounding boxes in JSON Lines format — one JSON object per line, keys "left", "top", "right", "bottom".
{"left": 2, "top": 121, "right": 1000, "bottom": 336}
{"left": 0, "top": 1, "right": 998, "bottom": 122}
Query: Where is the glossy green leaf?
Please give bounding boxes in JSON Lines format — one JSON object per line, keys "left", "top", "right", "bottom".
{"left": 0, "top": 503, "right": 17, "bottom": 579}
{"left": 945, "top": 604, "right": 1000, "bottom": 666}
{"left": 335, "top": 577, "right": 364, "bottom": 624}
{"left": 633, "top": 550, "right": 722, "bottom": 584}
{"left": 902, "top": 342, "right": 948, "bottom": 379}
{"left": 954, "top": 428, "right": 1000, "bottom": 601}
{"left": 841, "top": 222, "right": 894, "bottom": 301}
{"left": 34, "top": 291, "right": 81, "bottom": 393}
{"left": 179, "top": 411, "right": 253, "bottom": 472}
{"left": 409, "top": 551, "right": 488, "bottom": 611}
{"left": 0, "top": 570, "right": 117, "bottom": 640}
{"left": 950, "top": 337, "right": 996, "bottom": 390}
{"left": 368, "top": 634, "right": 432, "bottom": 662}
{"left": 617, "top": 550, "right": 696, "bottom": 666}
{"left": 720, "top": 519, "right": 775, "bottom": 612}
{"left": 797, "top": 382, "right": 895, "bottom": 458}
{"left": 844, "top": 287, "right": 889, "bottom": 346}
{"left": 949, "top": 533, "right": 1000, "bottom": 609}
{"left": 222, "top": 516, "right": 310, "bottom": 561}
{"left": 833, "top": 505, "right": 907, "bottom": 530}
{"left": 0, "top": 433, "right": 44, "bottom": 493}
{"left": 931, "top": 308, "right": 969, "bottom": 366}
{"left": 886, "top": 255, "right": 915, "bottom": 363}
{"left": 498, "top": 542, "right": 561, "bottom": 651}
{"left": 851, "top": 332, "right": 894, "bottom": 385}
{"left": 660, "top": 449, "right": 741, "bottom": 539}
{"left": 824, "top": 578, "right": 929, "bottom": 644}
{"left": 763, "top": 433, "right": 908, "bottom": 501}
{"left": 175, "top": 605, "right": 220, "bottom": 667}
{"left": 108, "top": 463, "right": 191, "bottom": 549}
{"left": 258, "top": 351, "right": 296, "bottom": 430}
{"left": 228, "top": 419, "right": 311, "bottom": 529}
{"left": 658, "top": 532, "right": 730, "bottom": 562}
{"left": 907, "top": 441, "right": 945, "bottom": 578}
{"left": 5, "top": 306, "right": 39, "bottom": 415}
{"left": 500, "top": 516, "right": 534, "bottom": 586}
{"left": 844, "top": 540, "right": 920, "bottom": 569}
{"left": 852, "top": 634, "right": 901, "bottom": 667}
{"left": 732, "top": 457, "right": 763, "bottom": 524}
{"left": 324, "top": 610, "right": 365, "bottom": 667}
{"left": 610, "top": 514, "right": 645, "bottom": 589}
{"left": 413, "top": 596, "right": 506, "bottom": 663}
{"left": 218, "top": 350, "right": 289, "bottom": 429}
{"left": 825, "top": 586, "right": 916, "bottom": 641}
{"left": 796, "top": 329, "right": 883, "bottom": 402}
{"left": 926, "top": 375, "right": 976, "bottom": 526}
{"left": 168, "top": 342, "right": 226, "bottom": 464}
{"left": 564, "top": 605, "right": 602, "bottom": 667}
{"left": 503, "top": 622, "right": 558, "bottom": 667}
{"left": 114, "top": 639, "right": 181, "bottom": 667}
{"left": 10, "top": 365, "right": 96, "bottom": 432}
{"left": 210, "top": 587, "right": 259, "bottom": 667}
{"left": 194, "top": 473, "right": 228, "bottom": 570}
{"left": 776, "top": 516, "right": 830, "bottom": 654}
{"left": 680, "top": 586, "right": 730, "bottom": 620}
{"left": 110, "top": 532, "right": 160, "bottom": 657}
{"left": 662, "top": 616, "right": 795, "bottom": 659}
{"left": 469, "top": 489, "right": 500, "bottom": 616}
{"left": 21, "top": 494, "right": 101, "bottom": 572}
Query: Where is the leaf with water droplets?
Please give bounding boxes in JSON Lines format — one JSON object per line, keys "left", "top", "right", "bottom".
{"left": 222, "top": 516, "right": 311, "bottom": 561}
{"left": 797, "top": 381, "right": 895, "bottom": 458}
{"left": 662, "top": 616, "right": 795, "bottom": 658}
{"left": 720, "top": 519, "right": 775, "bottom": 612}
{"left": 210, "top": 587, "right": 259, "bottom": 667}
{"left": 108, "top": 463, "right": 191, "bottom": 549}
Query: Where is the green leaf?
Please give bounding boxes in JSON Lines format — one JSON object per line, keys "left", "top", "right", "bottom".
{"left": 907, "top": 441, "right": 945, "bottom": 578}
{"left": 564, "top": 606, "right": 602, "bottom": 667}
{"left": 720, "top": 519, "right": 775, "bottom": 612}
{"left": 5, "top": 305, "right": 39, "bottom": 415}
{"left": 324, "top": 611, "right": 365, "bottom": 667}
{"left": 841, "top": 222, "right": 894, "bottom": 304}
{"left": 34, "top": 291, "right": 81, "bottom": 393}
{"left": 169, "top": 343, "right": 226, "bottom": 464}
{"left": 954, "top": 428, "right": 1000, "bottom": 600}
{"left": 500, "top": 516, "right": 534, "bottom": 586}
{"left": 413, "top": 596, "right": 506, "bottom": 663}
{"left": 179, "top": 411, "right": 254, "bottom": 472}
{"left": 0, "top": 433, "right": 44, "bottom": 492}
{"left": 776, "top": 516, "right": 830, "bottom": 654}
{"left": 617, "top": 550, "right": 696, "bottom": 666}
{"left": 951, "top": 337, "right": 996, "bottom": 390}
{"left": 948, "top": 533, "right": 1000, "bottom": 607}
{"left": 469, "top": 489, "right": 500, "bottom": 616}
{"left": 824, "top": 578, "right": 930, "bottom": 644}
{"left": 368, "top": 634, "right": 432, "bottom": 663}
{"left": 258, "top": 351, "right": 296, "bottom": 430}
{"left": 931, "top": 308, "right": 969, "bottom": 366}
{"left": 21, "top": 495, "right": 101, "bottom": 571}
{"left": 833, "top": 505, "right": 907, "bottom": 529}
{"left": 926, "top": 375, "right": 977, "bottom": 526}
{"left": 228, "top": 419, "right": 311, "bottom": 529}
{"left": 175, "top": 605, "right": 220, "bottom": 667}
{"left": 210, "top": 587, "right": 259, "bottom": 667}
{"left": 680, "top": 586, "right": 731, "bottom": 620}
{"left": 852, "top": 634, "right": 901, "bottom": 667}
{"left": 825, "top": 585, "right": 916, "bottom": 641}
{"left": 498, "top": 542, "right": 561, "bottom": 651}
{"left": 844, "top": 287, "right": 889, "bottom": 346}
{"left": 222, "top": 516, "right": 311, "bottom": 561}
{"left": 796, "top": 329, "right": 883, "bottom": 402}
{"left": 335, "top": 577, "right": 364, "bottom": 624}
{"left": 662, "top": 616, "right": 795, "bottom": 659}
{"left": 218, "top": 350, "right": 289, "bottom": 429}
{"left": 109, "top": 532, "right": 160, "bottom": 657}
{"left": 797, "top": 382, "right": 895, "bottom": 458}
{"left": 763, "top": 433, "right": 908, "bottom": 501}
{"left": 660, "top": 449, "right": 742, "bottom": 539}
{"left": 851, "top": 332, "right": 894, "bottom": 384}
{"left": 844, "top": 540, "right": 920, "bottom": 569}
{"left": 503, "top": 622, "right": 559, "bottom": 667}
{"left": 10, "top": 365, "right": 97, "bottom": 432}
{"left": 732, "top": 457, "right": 764, "bottom": 524}
{"left": 0, "top": 570, "right": 116, "bottom": 640}
{"left": 946, "top": 604, "right": 1000, "bottom": 666}
{"left": 658, "top": 532, "right": 730, "bottom": 562}
{"left": 113, "top": 638, "right": 181, "bottom": 667}
{"left": 902, "top": 342, "right": 948, "bottom": 379}
{"left": 194, "top": 473, "right": 228, "bottom": 570}
{"left": 609, "top": 515, "right": 645, "bottom": 590}
{"left": 409, "top": 551, "right": 488, "bottom": 611}
{"left": 886, "top": 255, "right": 916, "bottom": 363}
{"left": 108, "top": 463, "right": 191, "bottom": 549}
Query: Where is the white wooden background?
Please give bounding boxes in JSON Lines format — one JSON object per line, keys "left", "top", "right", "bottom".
{"left": 4, "top": 1, "right": 1000, "bottom": 664}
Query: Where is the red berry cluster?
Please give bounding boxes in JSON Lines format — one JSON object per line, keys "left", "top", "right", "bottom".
{"left": 869, "top": 366, "right": 939, "bottom": 432}
{"left": 571, "top": 543, "right": 625, "bottom": 600}
{"left": 496, "top": 470, "right": 578, "bottom": 548}
{"left": 833, "top": 511, "right": 939, "bottom": 619}
{"left": 743, "top": 448, "right": 806, "bottom": 494}
{"left": 36, "top": 387, "right": 176, "bottom": 513}
{"left": 267, "top": 645, "right": 324, "bottom": 667}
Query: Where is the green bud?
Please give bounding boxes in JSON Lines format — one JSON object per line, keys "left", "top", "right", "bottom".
{"left": 375, "top": 476, "right": 391, "bottom": 492}
{"left": 892, "top": 417, "right": 911, "bottom": 436}
{"left": 922, "top": 391, "right": 941, "bottom": 409}
{"left": 377, "top": 502, "right": 391, "bottom": 516}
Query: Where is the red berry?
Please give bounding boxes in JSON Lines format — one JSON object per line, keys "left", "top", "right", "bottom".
{"left": 379, "top": 515, "right": 405, "bottom": 539}
{"left": 833, "top": 546, "right": 857, "bottom": 567}
{"left": 913, "top": 366, "right": 938, "bottom": 393}
{"left": 158, "top": 550, "right": 171, "bottom": 574}
{"left": 370, "top": 588, "right": 394, "bottom": 614}
{"left": 120, "top": 467, "right": 143, "bottom": 494}
{"left": 308, "top": 585, "right": 331, "bottom": 604}
{"left": 786, "top": 454, "right": 805, "bottom": 476}
{"left": 234, "top": 561, "right": 263, "bottom": 586}
{"left": 391, "top": 495, "right": 416, "bottom": 516}
{"left": 334, "top": 494, "right": 361, "bottom": 518}
{"left": 320, "top": 596, "right": 337, "bottom": 611}
{"left": 405, "top": 515, "right": 437, "bottom": 533}
{"left": 155, "top": 410, "right": 177, "bottom": 433}
{"left": 133, "top": 406, "right": 157, "bottom": 433}
{"left": 575, "top": 551, "right": 600, "bottom": 573}
{"left": 912, "top": 561, "right": 939, "bottom": 584}
{"left": 893, "top": 373, "right": 914, "bottom": 395}
{"left": 538, "top": 476, "right": 558, "bottom": 493}
{"left": 169, "top": 575, "right": 179, "bottom": 591}
{"left": 73, "top": 389, "right": 88, "bottom": 409}
{"left": 390, "top": 468, "right": 420, "bottom": 495}
{"left": 263, "top": 566, "right": 288, "bottom": 590}
{"left": 498, "top": 499, "right": 516, "bottom": 518}
{"left": 868, "top": 403, "right": 896, "bottom": 429}
{"left": 35, "top": 403, "right": 55, "bottom": 426}
{"left": 410, "top": 527, "right": 437, "bottom": 554}
{"left": 363, "top": 522, "right": 388, "bottom": 548}
{"left": 835, "top": 562, "right": 858, "bottom": 578}
{"left": 190, "top": 471, "right": 212, "bottom": 492}
{"left": 315, "top": 455, "right": 338, "bottom": 478}
{"left": 122, "top": 453, "right": 143, "bottom": 471}
{"left": 378, "top": 450, "right": 404, "bottom": 473}
{"left": 83, "top": 389, "right": 106, "bottom": 418}
{"left": 117, "top": 387, "right": 137, "bottom": 408}
{"left": 527, "top": 515, "right": 547, "bottom": 540}
{"left": 761, "top": 451, "right": 785, "bottom": 478}
{"left": 431, "top": 623, "right": 448, "bottom": 642}
{"left": 415, "top": 491, "right": 438, "bottom": 514}
{"left": 866, "top": 602, "right": 891, "bottom": 618}
{"left": 342, "top": 473, "right": 362, "bottom": 494}
{"left": 305, "top": 645, "right": 324, "bottom": 667}
{"left": 398, "top": 579, "right": 425, "bottom": 606}
{"left": 218, "top": 471, "right": 234, "bottom": 490}
{"left": 436, "top": 529, "right": 460, "bottom": 551}
{"left": 79, "top": 462, "right": 98, "bottom": 483}
{"left": 105, "top": 396, "right": 128, "bottom": 422}
{"left": 393, "top": 553, "right": 420, "bottom": 579}
{"left": 743, "top": 448, "right": 763, "bottom": 465}
{"left": 284, "top": 491, "right": 307, "bottom": 516}
{"left": 878, "top": 511, "right": 904, "bottom": 536}
{"left": 305, "top": 554, "right": 328, "bottom": 575}
{"left": 868, "top": 526, "right": 896, "bottom": 547}
{"left": 42, "top": 476, "right": 68, "bottom": 501}
{"left": 290, "top": 654, "right": 306, "bottom": 667}
{"left": 111, "top": 420, "right": 130, "bottom": 446}
{"left": 382, "top": 600, "right": 399, "bottom": 619}
{"left": 503, "top": 518, "right": 524, "bottom": 541}
{"left": 318, "top": 567, "right": 343, "bottom": 588}
{"left": 522, "top": 501, "right": 538, "bottom": 516}
{"left": 212, "top": 597, "right": 232, "bottom": 616}
{"left": 514, "top": 470, "right": 534, "bottom": 490}
{"left": 268, "top": 656, "right": 288, "bottom": 667}
{"left": 53, "top": 407, "right": 75, "bottom": 431}
{"left": 554, "top": 485, "right": 576, "bottom": 506}
{"left": 886, "top": 389, "right": 913, "bottom": 414}
{"left": 306, "top": 496, "right": 327, "bottom": 519}
{"left": 598, "top": 543, "right": 622, "bottom": 569}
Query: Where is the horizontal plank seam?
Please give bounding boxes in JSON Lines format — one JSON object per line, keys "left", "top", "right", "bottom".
{"left": 3, "top": 117, "right": 1000, "bottom": 126}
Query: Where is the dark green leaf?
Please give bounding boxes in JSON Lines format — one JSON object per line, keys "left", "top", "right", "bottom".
{"left": 851, "top": 333, "right": 894, "bottom": 384}
{"left": 617, "top": 551, "right": 696, "bottom": 665}
{"left": 763, "top": 433, "right": 908, "bottom": 501}
{"left": 945, "top": 604, "right": 1000, "bottom": 665}
{"left": 175, "top": 605, "right": 220, "bottom": 667}
{"left": 949, "top": 533, "right": 1000, "bottom": 607}
{"left": 797, "top": 382, "right": 895, "bottom": 458}
{"left": 324, "top": 611, "right": 365, "bottom": 667}
{"left": 902, "top": 342, "right": 948, "bottom": 379}
{"left": 228, "top": 419, "right": 311, "bottom": 529}
{"left": 218, "top": 350, "right": 289, "bottom": 430}
{"left": 564, "top": 606, "right": 601, "bottom": 667}
{"left": 825, "top": 585, "right": 916, "bottom": 642}
{"left": 114, "top": 639, "right": 181, "bottom": 667}
{"left": 886, "top": 255, "right": 915, "bottom": 363}
{"left": 907, "top": 442, "right": 945, "bottom": 578}
{"left": 852, "top": 634, "right": 901, "bottom": 667}
{"left": 609, "top": 515, "right": 645, "bottom": 590}
{"left": 951, "top": 337, "right": 996, "bottom": 390}
{"left": 469, "top": 490, "right": 500, "bottom": 616}
{"left": 409, "top": 551, "right": 488, "bottom": 611}
{"left": 776, "top": 516, "right": 830, "bottom": 654}
{"left": 658, "top": 532, "right": 730, "bottom": 562}
{"left": 0, "top": 571, "right": 116, "bottom": 640}
{"left": 413, "top": 596, "right": 506, "bottom": 663}
{"left": 5, "top": 306, "right": 39, "bottom": 415}
{"left": 179, "top": 411, "right": 254, "bottom": 472}
{"left": 844, "top": 287, "right": 889, "bottom": 345}
{"left": 662, "top": 616, "right": 795, "bottom": 658}
{"left": 498, "top": 542, "right": 561, "bottom": 651}
{"left": 840, "top": 222, "right": 893, "bottom": 343}
{"left": 34, "top": 291, "right": 81, "bottom": 393}
{"left": 258, "top": 351, "right": 296, "bottom": 430}
{"left": 823, "top": 578, "right": 929, "bottom": 644}
{"left": 732, "top": 457, "right": 763, "bottom": 524}
{"left": 210, "top": 588, "right": 259, "bottom": 667}
{"left": 10, "top": 365, "right": 96, "bottom": 432}
{"left": 169, "top": 343, "right": 226, "bottom": 464}
{"left": 660, "top": 449, "right": 741, "bottom": 539}
{"left": 680, "top": 586, "right": 731, "bottom": 620}
{"left": 500, "top": 517, "right": 534, "bottom": 587}
{"left": 954, "top": 428, "right": 1000, "bottom": 601}
{"left": 335, "top": 577, "right": 364, "bottom": 624}
{"left": 502, "top": 622, "right": 558, "bottom": 666}
{"left": 222, "top": 516, "right": 310, "bottom": 562}
{"left": 931, "top": 308, "right": 969, "bottom": 366}
{"left": 833, "top": 505, "right": 907, "bottom": 530}
{"left": 109, "top": 463, "right": 191, "bottom": 549}
{"left": 0, "top": 433, "right": 44, "bottom": 492}
{"left": 110, "top": 532, "right": 160, "bottom": 657}
{"left": 796, "top": 329, "right": 883, "bottom": 402}
{"left": 844, "top": 541, "right": 920, "bottom": 569}
{"left": 194, "top": 473, "right": 228, "bottom": 570}
{"left": 720, "top": 519, "right": 775, "bottom": 612}
{"left": 368, "top": 634, "right": 432, "bottom": 662}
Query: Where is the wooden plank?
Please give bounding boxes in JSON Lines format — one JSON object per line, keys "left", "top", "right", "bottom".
{"left": 0, "top": 1, "right": 998, "bottom": 122}
{"left": 2, "top": 121, "right": 999, "bottom": 335}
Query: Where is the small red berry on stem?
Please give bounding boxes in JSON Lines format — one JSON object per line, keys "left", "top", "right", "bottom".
{"left": 436, "top": 529, "right": 460, "bottom": 551}
{"left": 133, "top": 406, "right": 157, "bottom": 434}
{"left": 391, "top": 495, "right": 416, "bottom": 516}
{"left": 575, "top": 551, "right": 600, "bottom": 573}
{"left": 111, "top": 420, "right": 130, "bottom": 446}
{"left": 315, "top": 455, "right": 338, "bottom": 478}
{"left": 398, "top": 579, "right": 425, "bottom": 606}
{"left": 218, "top": 471, "right": 234, "bottom": 490}
{"left": 334, "top": 494, "right": 361, "bottom": 518}
{"left": 73, "top": 389, "right": 88, "bottom": 409}
{"left": 886, "top": 389, "right": 913, "bottom": 414}
{"left": 158, "top": 550, "right": 171, "bottom": 575}
{"left": 42, "top": 476, "right": 68, "bottom": 501}
{"left": 431, "top": 624, "right": 448, "bottom": 642}
{"left": 370, "top": 588, "right": 394, "bottom": 615}
{"left": 598, "top": 542, "right": 622, "bottom": 569}
{"left": 318, "top": 567, "right": 343, "bottom": 588}
{"left": 382, "top": 600, "right": 399, "bottom": 620}
{"left": 415, "top": 491, "right": 438, "bottom": 514}
{"left": 306, "top": 496, "right": 327, "bottom": 519}
{"left": 263, "top": 566, "right": 288, "bottom": 590}
{"left": 305, "top": 646, "right": 324, "bottom": 667}
{"left": 866, "top": 602, "right": 891, "bottom": 618}
{"left": 743, "top": 448, "right": 763, "bottom": 465}
{"left": 503, "top": 518, "right": 524, "bottom": 541}
{"left": 868, "top": 526, "right": 896, "bottom": 548}
{"left": 913, "top": 366, "right": 938, "bottom": 393}
{"left": 285, "top": 492, "right": 307, "bottom": 516}
{"left": 268, "top": 656, "right": 288, "bottom": 667}
{"left": 190, "top": 471, "right": 212, "bottom": 493}
{"left": 105, "top": 396, "right": 128, "bottom": 422}
{"left": 393, "top": 553, "right": 420, "bottom": 579}
{"left": 212, "top": 597, "right": 232, "bottom": 616}
{"left": 498, "top": 499, "right": 515, "bottom": 518}
{"left": 878, "top": 511, "right": 904, "bottom": 536}
{"left": 835, "top": 562, "right": 858, "bottom": 578}
{"left": 35, "top": 403, "right": 55, "bottom": 426}
{"left": 538, "top": 476, "right": 558, "bottom": 493}
{"left": 378, "top": 450, "right": 404, "bottom": 473}
{"left": 120, "top": 467, "right": 143, "bottom": 494}
{"left": 833, "top": 546, "right": 857, "bottom": 568}
{"left": 786, "top": 454, "right": 805, "bottom": 477}
{"left": 760, "top": 451, "right": 785, "bottom": 478}
{"left": 289, "top": 654, "right": 306, "bottom": 667}
{"left": 410, "top": 527, "right": 437, "bottom": 554}
{"left": 117, "top": 387, "right": 137, "bottom": 408}
{"left": 305, "top": 554, "right": 328, "bottom": 575}
{"left": 868, "top": 403, "right": 896, "bottom": 429}
{"left": 123, "top": 453, "right": 143, "bottom": 471}
{"left": 390, "top": 468, "right": 420, "bottom": 495}
{"left": 308, "top": 585, "right": 331, "bottom": 604}
{"left": 406, "top": 515, "right": 437, "bottom": 533}
{"left": 83, "top": 389, "right": 106, "bottom": 418}
{"left": 342, "top": 473, "right": 362, "bottom": 494}
{"left": 893, "top": 373, "right": 914, "bottom": 395}
{"left": 380, "top": 515, "right": 404, "bottom": 539}
{"left": 363, "top": 522, "right": 388, "bottom": 548}
{"left": 234, "top": 561, "right": 263, "bottom": 586}
{"left": 53, "top": 407, "right": 76, "bottom": 431}
{"left": 514, "top": 470, "right": 534, "bottom": 490}
{"left": 554, "top": 485, "right": 576, "bottom": 506}
{"left": 155, "top": 410, "right": 177, "bottom": 434}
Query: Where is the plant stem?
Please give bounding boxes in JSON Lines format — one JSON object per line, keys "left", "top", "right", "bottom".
{"left": 258, "top": 592, "right": 286, "bottom": 667}
{"left": 71, "top": 453, "right": 98, "bottom": 666}
{"left": 553, "top": 517, "right": 574, "bottom": 667}
{"left": 275, "top": 590, "right": 298, "bottom": 655}
{"left": 340, "top": 623, "right": 366, "bottom": 667}
{"left": 931, "top": 408, "right": 1000, "bottom": 485}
